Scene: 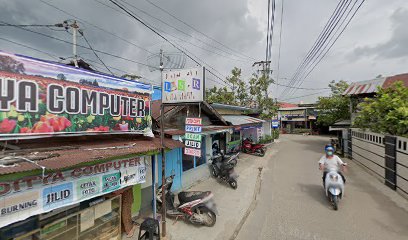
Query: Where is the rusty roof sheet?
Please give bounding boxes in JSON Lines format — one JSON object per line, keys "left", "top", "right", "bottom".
{"left": 343, "top": 73, "right": 408, "bottom": 96}
{"left": 0, "top": 137, "right": 184, "bottom": 175}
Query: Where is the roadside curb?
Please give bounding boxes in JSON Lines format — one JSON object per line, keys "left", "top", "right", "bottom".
{"left": 229, "top": 166, "right": 263, "bottom": 240}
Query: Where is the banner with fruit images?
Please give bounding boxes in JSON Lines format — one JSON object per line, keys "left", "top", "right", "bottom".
{"left": 0, "top": 51, "right": 153, "bottom": 139}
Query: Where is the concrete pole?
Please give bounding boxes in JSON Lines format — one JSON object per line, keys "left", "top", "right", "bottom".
{"left": 72, "top": 21, "right": 79, "bottom": 68}
{"left": 159, "top": 49, "right": 167, "bottom": 237}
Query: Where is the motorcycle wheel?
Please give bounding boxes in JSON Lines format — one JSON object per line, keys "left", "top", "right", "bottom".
{"left": 256, "top": 149, "right": 265, "bottom": 157}
{"left": 332, "top": 195, "right": 339, "bottom": 211}
{"left": 210, "top": 166, "right": 218, "bottom": 178}
{"left": 195, "top": 206, "right": 216, "bottom": 227}
{"left": 229, "top": 179, "right": 238, "bottom": 189}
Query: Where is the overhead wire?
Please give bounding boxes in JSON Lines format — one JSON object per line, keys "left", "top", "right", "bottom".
{"left": 280, "top": 90, "right": 331, "bottom": 101}
{"left": 39, "top": 0, "right": 153, "bottom": 54}
{"left": 78, "top": 30, "right": 114, "bottom": 75}
{"left": 119, "top": 0, "right": 252, "bottom": 62}
{"left": 143, "top": 0, "right": 256, "bottom": 61}
{"left": 280, "top": 0, "right": 348, "bottom": 98}
{"left": 275, "top": 0, "right": 285, "bottom": 96}
{"left": 0, "top": 20, "right": 158, "bottom": 69}
{"left": 0, "top": 36, "right": 61, "bottom": 60}
{"left": 287, "top": 0, "right": 354, "bottom": 95}
{"left": 107, "top": 0, "right": 232, "bottom": 88}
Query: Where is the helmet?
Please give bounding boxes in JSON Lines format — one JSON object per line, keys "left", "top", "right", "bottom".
{"left": 325, "top": 144, "right": 334, "bottom": 152}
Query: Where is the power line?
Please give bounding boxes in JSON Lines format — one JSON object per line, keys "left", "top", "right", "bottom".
{"left": 273, "top": 82, "right": 330, "bottom": 90}
{"left": 119, "top": 0, "right": 251, "bottom": 62}
{"left": 279, "top": 90, "right": 330, "bottom": 101}
{"left": 292, "top": 0, "right": 366, "bottom": 92}
{"left": 275, "top": 0, "right": 285, "bottom": 95}
{"left": 106, "top": 0, "right": 231, "bottom": 87}
{"left": 0, "top": 20, "right": 158, "bottom": 69}
{"left": 78, "top": 29, "right": 114, "bottom": 75}
{"left": 0, "top": 36, "right": 61, "bottom": 60}
{"left": 143, "top": 0, "right": 256, "bottom": 61}
{"left": 279, "top": 0, "right": 352, "bottom": 98}
{"left": 39, "top": 0, "right": 153, "bottom": 54}
{"left": 287, "top": 0, "right": 354, "bottom": 95}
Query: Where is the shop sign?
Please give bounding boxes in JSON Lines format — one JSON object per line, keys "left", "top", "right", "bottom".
{"left": 184, "top": 117, "right": 202, "bottom": 157}
{"left": 185, "top": 125, "right": 202, "bottom": 133}
{"left": 185, "top": 132, "right": 201, "bottom": 142}
{"left": 184, "top": 148, "right": 201, "bottom": 157}
{"left": 185, "top": 140, "right": 201, "bottom": 149}
{"left": 185, "top": 117, "right": 202, "bottom": 125}
{"left": 0, "top": 51, "right": 153, "bottom": 140}
{"left": 0, "top": 157, "right": 147, "bottom": 228}
{"left": 162, "top": 67, "right": 204, "bottom": 103}
{"left": 272, "top": 120, "right": 279, "bottom": 128}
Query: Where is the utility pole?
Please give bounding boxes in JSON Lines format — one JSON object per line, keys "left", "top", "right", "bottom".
{"left": 159, "top": 49, "right": 167, "bottom": 237}
{"left": 71, "top": 21, "right": 79, "bottom": 68}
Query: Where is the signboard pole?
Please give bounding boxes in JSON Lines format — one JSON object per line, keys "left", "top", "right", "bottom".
{"left": 159, "top": 49, "right": 167, "bottom": 237}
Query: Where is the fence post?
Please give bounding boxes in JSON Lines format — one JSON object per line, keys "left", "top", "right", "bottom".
{"left": 347, "top": 129, "right": 352, "bottom": 159}
{"left": 384, "top": 135, "right": 397, "bottom": 190}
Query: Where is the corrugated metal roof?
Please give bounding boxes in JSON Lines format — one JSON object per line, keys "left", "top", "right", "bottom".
{"left": 0, "top": 137, "right": 184, "bottom": 175}
{"left": 222, "top": 115, "right": 265, "bottom": 126}
{"left": 343, "top": 73, "right": 408, "bottom": 96}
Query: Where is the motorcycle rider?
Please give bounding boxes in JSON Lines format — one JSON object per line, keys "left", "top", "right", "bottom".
{"left": 318, "top": 145, "right": 347, "bottom": 186}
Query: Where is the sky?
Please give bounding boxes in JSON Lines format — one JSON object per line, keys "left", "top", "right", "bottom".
{"left": 0, "top": 0, "right": 407, "bottom": 103}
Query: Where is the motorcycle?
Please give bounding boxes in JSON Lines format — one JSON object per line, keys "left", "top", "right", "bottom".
{"left": 323, "top": 165, "right": 346, "bottom": 210}
{"left": 241, "top": 138, "right": 266, "bottom": 157}
{"left": 209, "top": 152, "right": 239, "bottom": 189}
{"left": 156, "top": 175, "right": 218, "bottom": 227}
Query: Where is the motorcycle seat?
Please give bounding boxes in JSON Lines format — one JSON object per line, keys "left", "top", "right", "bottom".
{"left": 178, "top": 191, "right": 210, "bottom": 204}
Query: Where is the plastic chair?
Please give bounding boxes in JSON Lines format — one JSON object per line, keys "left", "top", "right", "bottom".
{"left": 138, "top": 218, "right": 160, "bottom": 240}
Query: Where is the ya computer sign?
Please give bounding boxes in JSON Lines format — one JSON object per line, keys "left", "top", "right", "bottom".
{"left": 162, "top": 67, "right": 204, "bottom": 103}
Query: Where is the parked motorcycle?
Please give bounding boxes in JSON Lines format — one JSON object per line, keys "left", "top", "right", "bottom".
{"left": 323, "top": 164, "right": 347, "bottom": 210}
{"left": 156, "top": 175, "right": 217, "bottom": 226}
{"left": 209, "top": 152, "right": 239, "bottom": 189}
{"left": 241, "top": 138, "right": 266, "bottom": 157}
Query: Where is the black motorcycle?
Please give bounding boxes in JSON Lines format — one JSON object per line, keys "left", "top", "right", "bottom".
{"left": 209, "top": 152, "right": 239, "bottom": 189}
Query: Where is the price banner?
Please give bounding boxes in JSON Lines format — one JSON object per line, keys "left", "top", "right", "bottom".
{"left": 185, "top": 133, "right": 202, "bottom": 142}
{"left": 185, "top": 118, "right": 202, "bottom": 126}
{"left": 184, "top": 148, "right": 201, "bottom": 157}
{"left": 185, "top": 140, "right": 201, "bottom": 149}
{"left": 185, "top": 125, "right": 202, "bottom": 133}
{"left": 184, "top": 118, "right": 202, "bottom": 157}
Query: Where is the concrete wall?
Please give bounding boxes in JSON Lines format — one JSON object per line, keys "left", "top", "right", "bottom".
{"left": 263, "top": 120, "right": 272, "bottom": 137}
{"left": 182, "top": 164, "right": 210, "bottom": 190}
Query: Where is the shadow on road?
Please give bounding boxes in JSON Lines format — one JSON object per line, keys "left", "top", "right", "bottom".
{"left": 298, "top": 183, "right": 328, "bottom": 207}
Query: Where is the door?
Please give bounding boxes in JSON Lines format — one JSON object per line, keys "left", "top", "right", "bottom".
{"left": 158, "top": 148, "right": 183, "bottom": 191}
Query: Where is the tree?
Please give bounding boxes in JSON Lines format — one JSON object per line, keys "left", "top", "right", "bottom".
{"left": 57, "top": 73, "right": 66, "bottom": 80}
{"left": 317, "top": 80, "right": 350, "bottom": 126}
{"left": 206, "top": 86, "right": 236, "bottom": 105}
{"left": 0, "top": 56, "right": 25, "bottom": 74}
{"left": 354, "top": 82, "right": 408, "bottom": 137}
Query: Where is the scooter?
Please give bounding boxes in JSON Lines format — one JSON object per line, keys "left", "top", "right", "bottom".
{"left": 209, "top": 152, "right": 239, "bottom": 189}
{"left": 324, "top": 165, "right": 346, "bottom": 210}
{"left": 242, "top": 138, "right": 266, "bottom": 157}
{"left": 211, "top": 150, "right": 238, "bottom": 167}
{"left": 156, "top": 175, "right": 218, "bottom": 227}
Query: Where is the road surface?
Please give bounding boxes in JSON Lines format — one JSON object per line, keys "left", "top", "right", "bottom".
{"left": 236, "top": 135, "right": 408, "bottom": 240}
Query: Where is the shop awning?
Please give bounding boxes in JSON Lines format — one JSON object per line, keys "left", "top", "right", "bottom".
{"left": 0, "top": 137, "right": 184, "bottom": 175}
{"left": 222, "top": 115, "right": 265, "bottom": 126}
{"left": 329, "top": 119, "right": 351, "bottom": 131}
{"left": 164, "top": 126, "right": 232, "bottom": 136}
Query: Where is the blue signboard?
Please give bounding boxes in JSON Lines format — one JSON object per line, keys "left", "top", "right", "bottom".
{"left": 272, "top": 120, "right": 279, "bottom": 128}
{"left": 185, "top": 125, "right": 202, "bottom": 133}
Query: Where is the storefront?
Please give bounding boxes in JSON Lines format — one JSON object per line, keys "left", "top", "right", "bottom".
{"left": 222, "top": 115, "right": 265, "bottom": 144}
{"left": 0, "top": 156, "right": 148, "bottom": 240}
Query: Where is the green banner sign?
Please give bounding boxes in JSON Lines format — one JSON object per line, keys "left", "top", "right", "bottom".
{"left": 185, "top": 132, "right": 202, "bottom": 142}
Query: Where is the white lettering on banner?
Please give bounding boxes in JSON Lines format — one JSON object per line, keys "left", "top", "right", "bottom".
{"left": 185, "top": 118, "right": 202, "bottom": 126}
{"left": 184, "top": 148, "right": 201, "bottom": 157}
{"left": 0, "top": 157, "right": 147, "bottom": 228}
{"left": 185, "top": 125, "right": 202, "bottom": 133}
{"left": 185, "top": 140, "right": 201, "bottom": 149}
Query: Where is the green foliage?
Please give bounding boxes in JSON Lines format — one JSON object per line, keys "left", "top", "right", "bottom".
{"left": 354, "top": 82, "right": 408, "bottom": 137}
{"left": 272, "top": 129, "right": 280, "bottom": 139}
{"left": 317, "top": 80, "right": 350, "bottom": 126}
{"left": 259, "top": 135, "right": 273, "bottom": 144}
{"left": 205, "top": 67, "right": 278, "bottom": 119}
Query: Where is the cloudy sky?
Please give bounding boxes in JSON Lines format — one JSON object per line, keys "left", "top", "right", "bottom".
{"left": 1, "top": 0, "right": 407, "bottom": 103}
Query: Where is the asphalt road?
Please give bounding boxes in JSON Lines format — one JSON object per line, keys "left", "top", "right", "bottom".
{"left": 236, "top": 134, "right": 408, "bottom": 240}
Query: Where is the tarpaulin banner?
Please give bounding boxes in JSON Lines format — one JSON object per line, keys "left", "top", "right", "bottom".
{"left": 0, "top": 157, "right": 147, "bottom": 228}
{"left": 0, "top": 51, "right": 153, "bottom": 140}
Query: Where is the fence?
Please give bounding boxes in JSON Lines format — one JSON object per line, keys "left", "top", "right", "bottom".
{"left": 348, "top": 129, "right": 408, "bottom": 198}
